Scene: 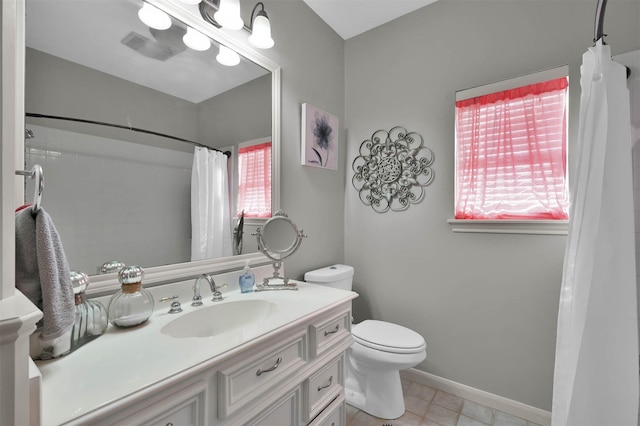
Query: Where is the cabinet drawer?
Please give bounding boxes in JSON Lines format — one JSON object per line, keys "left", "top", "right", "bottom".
{"left": 218, "top": 329, "right": 308, "bottom": 419}
{"left": 308, "top": 392, "right": 346, "bottom": 426}
{"left": 305, "top": 356, "right": 343, "bottom": 422}
{"left": 309, "top": 309, "right": 351, "bottom": 358}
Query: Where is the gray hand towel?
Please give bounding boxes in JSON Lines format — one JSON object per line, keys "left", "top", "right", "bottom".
{"left": 15, "top": 208, "right": 74, "bottom": 341}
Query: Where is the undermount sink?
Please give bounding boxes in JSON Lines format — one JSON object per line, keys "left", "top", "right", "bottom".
{"left": 161, "top": 299, "right": 277, "bottom": 338}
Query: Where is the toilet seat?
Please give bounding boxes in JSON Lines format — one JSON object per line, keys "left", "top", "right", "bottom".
{"left": 352, "top": 320, "right": 426, "bottom": 354}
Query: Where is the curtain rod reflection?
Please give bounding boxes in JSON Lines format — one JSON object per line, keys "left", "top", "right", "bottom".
{"left": 26, "top": 113, "right": 230, "bottom": 156}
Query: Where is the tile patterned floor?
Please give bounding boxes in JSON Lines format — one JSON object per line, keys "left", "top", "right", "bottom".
{"left": 346, "top": 377, "right": 542, "bottom": 426}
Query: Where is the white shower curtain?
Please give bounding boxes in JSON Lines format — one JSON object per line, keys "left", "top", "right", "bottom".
{"left": 552, "top": 41, "right": 638, "bottom": 426}
{"left": 191, "top": 147, "right": 232, "bottom": 261}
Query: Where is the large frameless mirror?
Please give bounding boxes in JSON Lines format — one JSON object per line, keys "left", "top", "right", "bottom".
{"left": 23, "top": 0, "right": 280, "bottom": 285}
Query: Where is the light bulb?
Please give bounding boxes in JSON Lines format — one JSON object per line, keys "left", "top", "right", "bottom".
{"left": 138, "top": 2, "right": 171, "bottom": 30}
{"left": 177, "top": 0, "right": 201, "bottom": 4}
{"left": 216, "top": 45, "right": 240, "bottom": 66}
{"left": 183, "top": 27, "right": 211, "bottom": 51}
{"left": 214, "top": 0, "right": 244, "bottom": 30}
{"left": 248, "top": 12, "right": 274, "bottom": 49}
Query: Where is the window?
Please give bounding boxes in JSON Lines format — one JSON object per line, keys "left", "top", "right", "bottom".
{"left": 454, "top": 68, "right": 569, "bottom": 223}
{"left": 237, "top": 140, "right": 271, "bottom": 219}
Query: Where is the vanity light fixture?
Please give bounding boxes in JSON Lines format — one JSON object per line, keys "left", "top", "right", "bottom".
{"left": 214, "top": 0, "right": 244, "bottom": 30}
{"left": 199, "top": 0, "right": 275, "bottom": 49}
{"left": 138, "top": 2, "right": 171, "bottom": 30}
{"left": 216, "top": 45, "right": 240, "bottom": 66}
{"left": 183, "top": 27, "right": 211, "bottom": 51}
{"left": 248, "top": 2, "right": 274, "bottom": 49}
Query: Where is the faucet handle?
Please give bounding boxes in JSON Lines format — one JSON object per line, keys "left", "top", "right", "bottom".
{"left": 211, "top": 283, "right": 228, "bottom": 302}
{"left": 159, "top": 295, "right": 183, "bottom": 314}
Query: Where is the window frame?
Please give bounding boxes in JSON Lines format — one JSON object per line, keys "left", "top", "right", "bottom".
{"left": 450, "top": 65, "right": 570, "bottom": 235}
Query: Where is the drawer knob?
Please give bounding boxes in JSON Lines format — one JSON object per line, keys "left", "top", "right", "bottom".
{"left": 324, "top": 324, "right": 340, "bottom": 336}
{"left": 256, "top": 357, "right": 282, "bottom": 376}
{"left": 317, "top": 375, "right": 333, "bottom": 391}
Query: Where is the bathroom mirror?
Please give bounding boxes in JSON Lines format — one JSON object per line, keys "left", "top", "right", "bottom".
{"left": 23, "top": 0, "right": 280, "bottom": 284}
{"left": 254, "top": 211, "right": 306, "bottom": 289}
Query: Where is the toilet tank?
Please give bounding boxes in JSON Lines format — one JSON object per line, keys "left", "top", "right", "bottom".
{"left": 304, "top": 264, "right": 354, "bottom": 290}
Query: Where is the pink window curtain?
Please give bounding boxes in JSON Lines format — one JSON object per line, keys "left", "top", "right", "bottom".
{"left": 237, "top": 142, "right": 272, "bottom": 218}
{"left": 455, "top": 77, "right": 569, "bottom": 220}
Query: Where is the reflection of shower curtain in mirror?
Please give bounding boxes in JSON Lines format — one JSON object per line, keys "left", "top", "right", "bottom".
{"left": 191, "top": 147, "right": 232, "bottom": 260}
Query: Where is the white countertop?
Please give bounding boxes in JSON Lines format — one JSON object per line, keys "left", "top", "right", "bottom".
{"left": 36, "top": 280, "right": 357, "bottom": 425}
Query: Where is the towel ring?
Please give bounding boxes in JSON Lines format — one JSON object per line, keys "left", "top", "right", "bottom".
{"left": 15, "top": 164, "right": 44, "bottom": 215}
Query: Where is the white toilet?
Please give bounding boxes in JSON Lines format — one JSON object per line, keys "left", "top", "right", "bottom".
{"left": 304, "top": 264, "right": 427, "bottom": 420}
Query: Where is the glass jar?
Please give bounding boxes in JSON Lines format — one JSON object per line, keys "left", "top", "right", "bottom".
{"left": 70, "top": 271, "right": 108, "bottom": 352}
{"left": 107, "top": 266, "right": 154, "bottom": 328}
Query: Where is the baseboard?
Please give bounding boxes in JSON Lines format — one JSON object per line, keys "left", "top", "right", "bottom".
{"left": 400, "top": 369, "right": 552, "bottom": 426}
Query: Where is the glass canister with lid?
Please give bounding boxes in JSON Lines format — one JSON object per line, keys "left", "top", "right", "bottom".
{"left": 107, "top": 265, "right": 154, "bottom": 327}
{"left": 70, "top": 270, "right": 108, "bottom": 351}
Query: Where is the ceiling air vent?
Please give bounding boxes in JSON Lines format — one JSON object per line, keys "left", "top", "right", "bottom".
{"left": 121, "top": 30, "right": 186, "bottom": 62}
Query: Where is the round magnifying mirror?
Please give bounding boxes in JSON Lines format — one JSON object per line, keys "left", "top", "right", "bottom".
{"left": 260, "top": 214, "right": 300, "bottom": 255}
{"left": 253, "top": 211, "right": 306, "bottom": 289}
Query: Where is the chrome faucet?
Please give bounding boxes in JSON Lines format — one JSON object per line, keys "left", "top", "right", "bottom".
{"left": 191, "top": 275, "right": 205, "bottom": 306}
{"left": 194, "top": 273, "right": 227, "bottom": 303}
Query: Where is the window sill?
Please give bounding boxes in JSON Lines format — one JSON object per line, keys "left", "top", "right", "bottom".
{"left": 447, "top": 219, "right": 569, "bottom": 235}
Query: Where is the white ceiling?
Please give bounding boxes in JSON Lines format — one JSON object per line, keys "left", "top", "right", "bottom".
{"left": 302, "top": 0, "right": 438, "bottom": 40}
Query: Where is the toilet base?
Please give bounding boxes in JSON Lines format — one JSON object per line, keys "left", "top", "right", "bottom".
{"left": 345, "top": 367, "right": 406, "bottom": 419}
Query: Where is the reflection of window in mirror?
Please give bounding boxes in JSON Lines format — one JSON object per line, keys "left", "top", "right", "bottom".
{"left": 237, "top": 137, "right": 272, "bottom": 219}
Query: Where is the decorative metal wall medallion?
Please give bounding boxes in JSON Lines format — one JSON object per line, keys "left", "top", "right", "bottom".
{"left": 352, "top": 126, "right": 435, "bottom": 213}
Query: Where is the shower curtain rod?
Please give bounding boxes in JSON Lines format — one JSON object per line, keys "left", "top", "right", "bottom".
{"left": 26, "top": 113, "right": 230, "bottom": 156}
{"left": 594, "top": 0, "right": 607, "bottom": 43}
{"left": 593, "top": 0, "right": 631, "bottom": 79}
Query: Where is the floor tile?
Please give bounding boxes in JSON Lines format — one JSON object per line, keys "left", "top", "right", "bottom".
{"left": 432, "top": 391, "right": 465, "bottom": 413}
{"left": 406, "top": 382, "right": 437, "bottom": 402}
{"left": 461, "top": 400, "right": 494, "bottom": 424}
{"left": 391, "top": 410, "right": 425, "bottom": 426}
{"left": 404, "top": 394, "right": 430, "bottom": 417}
{"left": 494, "top": 410, "right": 528, "bottom": 426}
{"left": 421, "top": 420, "right": 443, "bottom": 426}
{"left": 347, "top": 403, "right": 360, "bottom": 424}
{"left": 425, "top": 403, "right": 459, "bottom": 426}
{"left": 347, "top": 378, "right": 541, "bottom": 426}
{"left": 349, "top": 410, "right": 387, "bottom": 426}
{"left": 457, "top": 415, "right": 490, "bottom": 426}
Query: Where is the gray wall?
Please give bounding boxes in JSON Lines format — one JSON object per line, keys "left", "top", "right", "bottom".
{"left": 343, "top": 0, "right": 640, "bottom": 412}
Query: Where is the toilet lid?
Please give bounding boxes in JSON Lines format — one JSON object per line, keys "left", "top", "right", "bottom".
{"left": 352, "top": 320, "right": 426, "bottom": 354}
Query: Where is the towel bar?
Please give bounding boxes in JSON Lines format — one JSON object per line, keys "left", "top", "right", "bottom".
{"left": 15, "top": 164, "right": 44, "bottom": 215}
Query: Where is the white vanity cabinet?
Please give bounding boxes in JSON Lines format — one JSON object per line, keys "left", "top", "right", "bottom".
{"left": 218, "top": 303, "right": 352, "bottom": 425}
{"left": 43, "top": 291, "right": 355, "bottom": 426}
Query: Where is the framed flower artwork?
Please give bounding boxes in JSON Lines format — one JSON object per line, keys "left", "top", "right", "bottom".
{"left": 301, "top": 103, "right": 338, "bottom": 170}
